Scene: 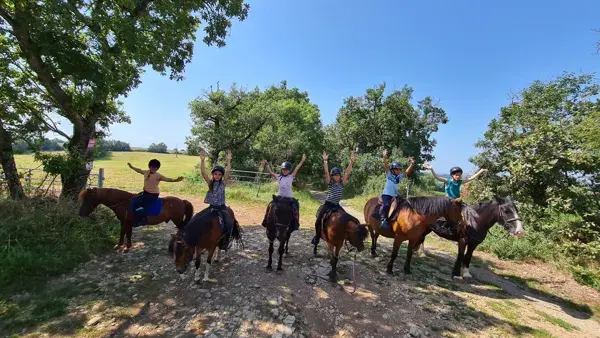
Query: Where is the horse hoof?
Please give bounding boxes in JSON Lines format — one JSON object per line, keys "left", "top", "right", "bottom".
{"left": 452, "top": 275, "right": 463, "bottom": 280}
{"left": 123, "top": 248, "right": 130, "bottom": 253}
{"left": 371, "top": 252, "right": 378, "bottom": 257}
{"left": 276, "top": 269, "right": 284, "bottom": 275}
{"left": 265, "top": 266, "right": 273, "bottom": 272}
{"left": 113, "top": 244, "right": 121, "bottom": 250}
{"left": 386, "top": 269, "right": 393, "bottom": 275}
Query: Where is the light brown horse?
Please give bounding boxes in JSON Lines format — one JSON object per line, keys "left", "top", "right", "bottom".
{"left": 78, "top": 188, "right": 194, "bottom": 252}
{"left": 313, "top": 208, "right": 369, "bottom": 282}
{"left": 172, "top": 207, "right": 243, "bottom": 283}
{"left": 364, "top": 196, "right": 463, "bottom": 274}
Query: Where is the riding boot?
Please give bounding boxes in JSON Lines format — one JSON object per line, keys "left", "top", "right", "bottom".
{"left": 380, "top": 216, "right": 390, "bottom": 229}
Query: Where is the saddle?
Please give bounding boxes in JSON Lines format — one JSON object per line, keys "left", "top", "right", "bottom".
{"left": 371, "top": 196, "right": 402, "bottom": 221}
{"left": 320, "top": 206, "right": 361, "bottom": 242}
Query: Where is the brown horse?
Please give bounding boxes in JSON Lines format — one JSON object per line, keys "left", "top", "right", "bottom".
{"left": 364, "top": 196, "right": 463, "bottom": 274}
{"left": 78, "top": 188, "right": 194, "bottom": 252}
{"left": 313, "top": 208, "right": 369, "bottom": 282}
{"left": 172, "top": 207, "right": 243, "bottom": 283}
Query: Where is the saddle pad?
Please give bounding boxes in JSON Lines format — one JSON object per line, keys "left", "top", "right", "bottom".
{"left": 131, "top": 198, "right": 163, "bottom": 216}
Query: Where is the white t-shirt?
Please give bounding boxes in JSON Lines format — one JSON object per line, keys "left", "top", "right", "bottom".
{"left": 276, "top": 174, "right": 295, "bottom": 198}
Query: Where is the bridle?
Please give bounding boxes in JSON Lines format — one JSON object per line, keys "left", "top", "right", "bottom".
{"left": 497, "top": 203, "right": 521, "bottom": 230}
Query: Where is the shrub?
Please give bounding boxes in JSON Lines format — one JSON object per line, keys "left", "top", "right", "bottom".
{"left": 0, "top": 198, "right": 119, "bottom": 293}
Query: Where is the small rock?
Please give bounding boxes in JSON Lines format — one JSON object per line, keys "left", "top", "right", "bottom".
{"left": 86, "top": 314, "right": 102, "bottom": 327}
{"left": 271, "top": 309, "right": 280, "bottom": 317}
{"left": 235, "top": 283, "right": 242, "bottom": 287}
{"left": 409, "top": 325, "right": 422, "bottom": 337}
{"left": 283, "top": 315, "right": 296, "bottom": 326}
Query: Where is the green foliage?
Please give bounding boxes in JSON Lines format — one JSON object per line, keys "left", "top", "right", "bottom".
{"left": 148, "top": 142, "right": 168, "bottom": 154}
{"left": 0, "top": 0, "right": 249, "bottom": 198}
{"left": 0, "top": 198, "right": 119, "bottom": 293}
{"left": 326, "top": 83, "right": 448, "bottom": 163}
{"left": 469, "top": 72, "right": 600, "bottom": 289}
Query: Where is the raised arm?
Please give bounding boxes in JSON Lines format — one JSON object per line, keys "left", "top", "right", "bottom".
{"left": 342, "top": 152, "right": 356, "bottom": 184}
{"left": 404, "top": 156, "right": 416, "bottom": 177}
{"left": 383, "top": 149, "right": 390, "bottom": 173}
{"left": 127, "top": 162, "right": 145, "bottom": 174}
{"left": 200, "top": 152, "right": 211, "bottom": 184}
{"left": 260, "top": 160, "right": 278, "bottom": 180}
{"left": 292, "top": 153, "right": 307, "bottom": 177}
{"left": 463, "top": 168, "right": 488, "bottom": 184}
{"left": 423, "top": 163, "right": 447, "bottom": 183}
{"left": 224, "top": 151, "right": 232, "bottom": 183}
{"left": 322, "top": 152, "right": 330, "bottom": 185}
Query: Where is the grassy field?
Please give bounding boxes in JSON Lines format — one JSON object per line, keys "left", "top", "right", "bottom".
{"left": 13, "top": 151, "right": 322, "bottom": 225}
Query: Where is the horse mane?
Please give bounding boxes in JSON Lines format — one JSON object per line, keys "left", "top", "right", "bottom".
{"left": 406, "top": 196, "right": 454, "bottom": 215}
{"left": 182, "top": 209, "right": 218, "bottom": 246}
{"left": 78, "top": 187, "right": 135, "bottom": 202}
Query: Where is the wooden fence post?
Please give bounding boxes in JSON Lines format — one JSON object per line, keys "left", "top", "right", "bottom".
{"left": 98, "top": 168, "right": 104, "bottom": 188}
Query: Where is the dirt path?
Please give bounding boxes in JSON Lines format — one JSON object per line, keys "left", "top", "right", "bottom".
{"left": 2, "top": 200, "right": 600, "bottom": 338}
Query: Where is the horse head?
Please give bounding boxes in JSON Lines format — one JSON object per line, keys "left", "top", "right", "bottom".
{"left": 271, "top": 195, "right": 293, "bottom": 242}
{"left": 172, "top": 232, "right": 194, "bottom": 274}
{"left": 347, "top": 221, "right": 369, "bottom": 252}
{"left": 495, "top": 196, "right": 525, "bottom": 237}
{"left": 78, "top": 188, "right": 100, "bottom": 217}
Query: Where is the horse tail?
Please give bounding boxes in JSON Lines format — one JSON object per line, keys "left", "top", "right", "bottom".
{"left": 182, "top": 200, "right": 194, "bottom": 227}
{"left": 230, "top": 218, "right": 244, "bottom": 250}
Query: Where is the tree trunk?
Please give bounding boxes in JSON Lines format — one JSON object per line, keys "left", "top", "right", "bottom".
{"left": 59, "top": 122, "right": 95, "bottom": 200}
{"left": 0, "top": 121, "right": 25, "bottom": 200}
{"left": 209, "top": 149, "right": 221, "bottom": 165}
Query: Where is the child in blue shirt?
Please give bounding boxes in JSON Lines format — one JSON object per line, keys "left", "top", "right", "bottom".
{"left": 423, "top": 164, "right": 488, "bottom": 200}
{"left": 379, "top": 149, "right": 415, "bottom": 229}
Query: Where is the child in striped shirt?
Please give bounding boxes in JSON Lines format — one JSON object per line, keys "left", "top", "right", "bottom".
{"left": 311, "top": 151, "right": 356, "bottom": 245}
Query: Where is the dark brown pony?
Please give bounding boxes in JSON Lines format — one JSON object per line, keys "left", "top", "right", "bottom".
{"left": 415, "top": 196, "right": 524, "bottom": 279}
{"left": 264, "top": 195, "right": 295, "bottom": 273}
{"left": 78, "top": 188, "right": 194, "bottom": 252}
{"left": 313, "top": 209, "right": 369, "bottom": 282}
{"left": 364, "top": 196, "right": 463, "bottom": 274}
{"left": 172, "top": 207, "right": 243, "bottom": 283}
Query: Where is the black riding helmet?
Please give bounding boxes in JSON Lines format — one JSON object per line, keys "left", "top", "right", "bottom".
{"left": 330, "top": 167, "right": 342, "bottom": 176}
{"left": 390, "top": 162, "right": 403, "bottom": 170}
{"left": 281, "top": 161, "right": 292, "bottom": 171}
{"left": 450, "top": 166, "right": 463, "bottom": 175}
{"left": 211, "top": 165, "right": 225, "bottom": 175}
{"left": 148, "top": 159, "right": 161, "bottom": 169}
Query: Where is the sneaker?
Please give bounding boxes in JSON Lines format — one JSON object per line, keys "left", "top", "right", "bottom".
{"left": 380, "top": 219, "right": 390, "bottom": 229}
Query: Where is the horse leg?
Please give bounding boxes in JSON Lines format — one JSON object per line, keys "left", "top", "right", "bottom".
{"left": 214, "top": 248, "right": 221, "bottom": 263}
{"left": 276, "top": 240, "right": 285, "bottom": 273}
{"left": 404, "top": 239, "right": 418, "bottom": 274}
{"left": 452, "top": 237, "right": 467, "bottom": 279}
{"left": 115, "top": 221, "right": 126, "bottom": 250}
{"left": 370, "top": 227, "right": 380, "bottom": 257}
{"left": 266, "top": 241, "right": 274, "bottom": 272}
{"left": 194, "top": 250, "right": 203, "bottom": 284}
{"left": 124, "top": 221, "right": 133, "bottom": 253}
{"left": 327, "top": 243, "right": 341, "bottom": 283}
{"left": 284, "top": 231, "right": 291, "bottom": 255}
{"left": 387, "top": 236, "right": 404, "bottom": 275}
{"left": 203, "top": 247, "right": 216, "bottom": 282}
{"left": 462, "top": 243, "right": 477, "bottom": 278}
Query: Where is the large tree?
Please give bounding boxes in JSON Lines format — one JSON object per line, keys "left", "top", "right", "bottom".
{"left": 0, "top": 35, "right": 57, "bottom": 200}
{"left": 0, "top": 0, "right": 249, "bottom": 198}
{"left": 186, "top": 84, "right": 268, "bottom": 164}
{"left": 329, "top": 83, "right": 448, "bottom": 163}
{"left": 469, "top": 73, "right": 600, "bottom": 240}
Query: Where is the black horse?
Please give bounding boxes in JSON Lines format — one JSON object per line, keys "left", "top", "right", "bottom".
{"left": 415, "top": 196, "right": 525, "bottom": 279}
{"left": 264, "top": 195, "right": 296, "bottom": 273}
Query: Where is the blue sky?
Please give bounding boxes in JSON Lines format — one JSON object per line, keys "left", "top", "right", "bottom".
{"left": 52, "top": 0, "right": 600, "bottom": 173}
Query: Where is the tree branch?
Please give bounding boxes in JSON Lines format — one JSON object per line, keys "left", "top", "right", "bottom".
{"left": 8, "top": 3, "right": 82, "bottom": 128}
{"left": 229, "top": 120, "right": 267, "bottom": 148}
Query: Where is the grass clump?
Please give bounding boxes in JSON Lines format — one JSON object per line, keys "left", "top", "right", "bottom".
{"left": 0, "top": 198, "right": 119, "bottom": 293}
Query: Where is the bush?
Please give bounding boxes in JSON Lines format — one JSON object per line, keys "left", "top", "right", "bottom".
{"left": 0, "top": 198, "right": 119, "bottom": 293}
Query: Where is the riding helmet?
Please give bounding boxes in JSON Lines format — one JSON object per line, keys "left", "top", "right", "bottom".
{"left": 211, "top": 165, "right": 225, "bottom": 175}
{"left": 148, "top": 159, "right": 161, "bottom": 169}
{"left": 280, "top": 161, "right": 292, "bottom": 171}
{"left": 450, "top": 166, "right": 463, "bottom": 175}
{"left": 390, "top": 162, "right": 403, "bottom": 170}
{"left": 330, "top": 167, "right": 342, "bottom": 176}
